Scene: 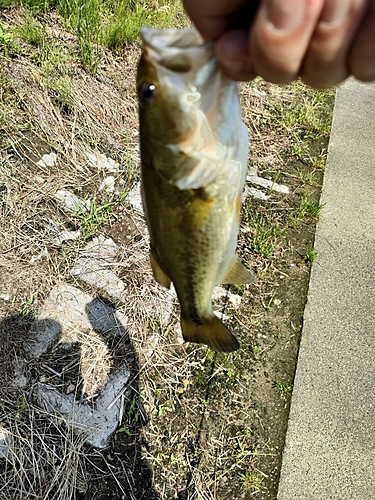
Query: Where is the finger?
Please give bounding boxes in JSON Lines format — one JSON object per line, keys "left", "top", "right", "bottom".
{"left": 301, "top": 0, "right": 369, "bottom": 88}
{"left": 182, "top": 0, "right": 259, "bottom": 40}
{"left": 215, "top": 30, "right": 257, "bottom": 81}
{"left": 249, "top": 0, "right": 325, "bottom": 84}
{"left": 348, "top": 0, "right": 375, "bottom": 81}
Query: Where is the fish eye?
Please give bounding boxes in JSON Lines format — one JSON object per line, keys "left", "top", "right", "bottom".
{"left": 139, "top": 82, "right": 156, "bottom": 106}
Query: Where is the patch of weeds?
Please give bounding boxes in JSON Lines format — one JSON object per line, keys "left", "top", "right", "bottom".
{"left": 304, "top": 245, "right": 318, "bottom": 264}
{"left": 116, "top": 424, "right": 131, "bottom": 437}
{"left": 296, "top": 166, "right": 320, "bottom": 186}
{"left": 15, "top": 13, "right": 46, "bottom": 47}
{"left": 0, "top": 21, "right": 20, "bottom": 57}
{"left": 290, "top": 193, "right": 323, "bottom": 222}
{"left": 192, "top": 349, "right": 216, "bottom": 387}
{"left": 192, "top": 350, "right": 242, "bottom": 389}
{"left": 223, "top": 283, "right": 244, "bottom": 296}
{"left": 103, "top": 0, "right": 187, "bottom": 49}
{"left": 266, "top": 84, "right": 335, "bottom": 137}
{"left": 76, "top": 0, "right": 100, "bottom": 73}
{"left": 152, "top": 390, "right": 175, "bottom": 417}
{"left": 273, "top": 381, "right": 292, "bottom": 399}
{"left": 0, "top": 0, "right": 19, "bottom": 7}
{"left": 58, "top": 0, "right": 101, "bottom": 73}
{"left": 19, "top": 294, "right": 35, "bottom": 316}
{"left": 244, "top": 212, "right": 283, "bottom": 258}
{"left": 11, "top": 394, "right": 28, "bottom": 419}
{"left": 39, "top": 45, "right": 74, "bottom": 108}
{"left": 242, "top": 470, "right": 263, "bottom": 491}
{"left": 74, "top": 196, "right": 117, "bottom": 241}
{"left": 22, "top": 0, "right": 57, "bottom": 14}
{"left": 128, "top": 393, "right": 141, "bottom": 424}
{"left": 103, "top": 0, "right": 147, "bottom": 49}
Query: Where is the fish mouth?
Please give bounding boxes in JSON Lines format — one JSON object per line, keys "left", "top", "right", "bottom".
{"left": 140, "top": 27, "right": 216, "bottom": 80}
{"left": 140, "top": 26, "right": 211, "bottom": 52}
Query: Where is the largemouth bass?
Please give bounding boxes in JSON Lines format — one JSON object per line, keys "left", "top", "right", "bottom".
{"left": 137, "top": 27, "right": 255, "bottom": 352}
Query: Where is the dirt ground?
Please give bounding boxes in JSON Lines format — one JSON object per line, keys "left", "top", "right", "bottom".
{"left": 0, "top": 7, "right": 334, "bottom": 500}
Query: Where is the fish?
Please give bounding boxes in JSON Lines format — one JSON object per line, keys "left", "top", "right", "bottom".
{"left": 137, "top": 27, "right": 255, "bottom": 352}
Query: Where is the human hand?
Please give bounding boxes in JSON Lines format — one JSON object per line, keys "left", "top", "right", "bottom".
{"left": 183, "top": 0, "right": 375, "bottom": 88}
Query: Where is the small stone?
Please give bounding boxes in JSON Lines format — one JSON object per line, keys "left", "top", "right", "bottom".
{"left": 55, "top": 189, "right": 90, "bottom": 213}
{"left": 99, "top": 176, "right": 116, "bottom": 193}
{"left": 37, "top": 152, "right": 57, "bottom": 168}
{"left": 85, "top": 151, "right": 119, "bottom": 173}
{"left": 53, "top": 230, "right": 81, "bottom": 245}
{"left": 0, "top": 427, "right": 12, "bottom": 459}
{"left": 126, "top": 183, "right": 143, "bottom": 213}
{"left": 66, "top": 383, "right": 76, "bottom": 395}
{"left": 274, "top": 299, "right": 281, "bottom": 306}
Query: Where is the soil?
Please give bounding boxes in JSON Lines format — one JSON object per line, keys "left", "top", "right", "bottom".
{"left": 0, "top": 7, "right": 334, "bottom": 500}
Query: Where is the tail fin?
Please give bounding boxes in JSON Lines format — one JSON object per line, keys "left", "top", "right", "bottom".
{"left": 181, "top": 314, "right": 239, "bottom": 352}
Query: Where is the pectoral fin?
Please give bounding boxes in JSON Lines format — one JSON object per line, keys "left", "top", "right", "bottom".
{"left": 221, "top": 256, "right": 257, "bottom": 285}
{"left": 150, "top": 249, "right": 171, "bottom": 289}
{"left": 181, "top": 314, "right": 239, "bottom": 352}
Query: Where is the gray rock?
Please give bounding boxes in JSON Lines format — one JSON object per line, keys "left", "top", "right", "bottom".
{"left": 70, "top": 236, "right": 176, "bottom": 326}
{"left": 70, "top": 236, "right": 126, "bottom": 299}
{"left": 27, "top": 283, "right": 127, "bottom": 358}
{"left": 35, "top": 365, "right": 131, "bottom": 448}
{"left": 55, "top": 189, "right": 90, "bottom": 213}
{"left": 0, "top": 427, "right": 12, "bottom": 459}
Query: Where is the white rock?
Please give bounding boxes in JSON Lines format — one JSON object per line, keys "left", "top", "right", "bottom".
{"left": 126, "top": 182, "right": 143, "bottom": 213}
{"left": 55, "top": 189, "right": 90, "bottom": 213}
{"left": 0, "top": 427, "right": 12, "bottom": 459}
{"left": 37, "top": 152, "right": 57, "bottom": 168}
{"left": 53, "top": 230, "right": 82, "bottom": 245}
{"left": 246, "top": 174, "right": 289, "bottom": 194}
{"left": 243, "top": 185, "right": 269, "bottom": 201}
{"left": 212, "top": 286, "right": 242, "bottom": 308}
{"left": 86, "top": 151, "right": 119, "bottom": 173}
{"left": 99, "top": 175, "right": 116, "bottom": 193}
{"left": 70, "top": 236, "right": 126, "bottom": 299}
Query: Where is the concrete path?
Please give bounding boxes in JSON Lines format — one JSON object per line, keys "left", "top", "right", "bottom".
{"left": 277, "top": 79, "right": 375, "bottom": 499}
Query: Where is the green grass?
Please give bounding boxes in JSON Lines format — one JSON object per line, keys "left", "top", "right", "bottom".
{"left": 273, "top": 381, "right": 292, "bottom": 399}
{"left": 103, "top": 0, "right": 148, "bottom": 49}
{"left": 3, "top": 0, "right": 187, "bottom": 73}
{"left": 0, "top": 21, "right": 21, "bottom": 57}
{"left": 73, "top": 196, "right": 116, "bottom": 241}
{"left": 242, "top": 470, "right": 262, "bottom": 491}
{"left": 304, "top": 246, "right": 318, "bottom": 264}
{"left": 265, "top": 83, "right": 335, "bottom": 137}
{"left": 290, "top": 193, "right": 324, "bottom": 221}
{"left": 14, "top": 13, "right": 46, "bottom": 46}
{"left": 245, "top": 212, "right": 283, "bottom": 258}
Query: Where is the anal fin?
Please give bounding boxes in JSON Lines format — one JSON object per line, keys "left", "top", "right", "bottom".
{"left": 181, "top": 314, "right": 239, "bottom": 352}
{"left": 221, "top": 256, "right": 257, "bottom": 285}
{"left": 150, "top": 249, "right": 171, "bottom": 289}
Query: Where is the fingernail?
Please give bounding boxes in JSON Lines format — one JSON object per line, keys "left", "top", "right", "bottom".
{"left": 320, "top": 0, "right": 351, "bottom": 27}
{"left": 265, "top": 0, "right": 306, "bottom": 32}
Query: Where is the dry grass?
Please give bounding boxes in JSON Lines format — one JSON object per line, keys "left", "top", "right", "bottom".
{"left": 0, "top": 400, "right": 90, "bottom": 500}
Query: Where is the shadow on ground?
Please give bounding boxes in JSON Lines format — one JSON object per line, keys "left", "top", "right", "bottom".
{"left": 0, "top": 303, "right": 161, "bottom": 500}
